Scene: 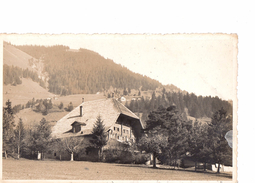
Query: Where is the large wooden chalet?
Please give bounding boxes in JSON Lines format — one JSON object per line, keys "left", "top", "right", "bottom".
{"left": 50, "top": 98, "right": 143, "bottom": 160}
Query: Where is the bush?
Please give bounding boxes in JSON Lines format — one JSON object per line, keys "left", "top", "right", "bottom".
{"left": 133, "top": 153, "right": 150, "bottom": 164}
{"left": 66, "top": 102, "right": 73, "bottom": 112}
{"left": 103, "top": 149, "right": 133, "bottom": 164}
{"left": 103, "top": 148, "right": 150, "bottom": 164}
{"left": 58, "top": 102, "right": 64, "bottom": 109}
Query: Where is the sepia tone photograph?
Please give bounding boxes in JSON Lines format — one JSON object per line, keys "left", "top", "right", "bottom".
{"left": 1, "top": 34, "right": 237, "bottom": 182}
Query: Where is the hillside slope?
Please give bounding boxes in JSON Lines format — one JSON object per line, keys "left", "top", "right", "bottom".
{"left": 3, "top": 78, "right": 54, "bottom": 106}
{"left": 3, "top": 42, "right": 33, "bottom": 69}
{"left": 14, "top": 45, "right": 163, "bottom": 94}
{"left": 13, "top": 108, "right": 69, "bottom": 128}
{"left": 3, "top": 42, "right": 48, "bottom": 82}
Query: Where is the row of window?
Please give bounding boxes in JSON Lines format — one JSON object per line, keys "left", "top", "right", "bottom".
{"left": 110, "top": 133, "right": 134, "bottom": 142}
{"left": 113, "top": 127, "right": 129, "bottom": 134}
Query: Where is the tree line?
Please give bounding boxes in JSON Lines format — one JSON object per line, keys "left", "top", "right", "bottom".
{"left": 14, "top": 44, "right": 162, "bottom": 95}
{"left": 137, "top": 104, "right": 232, "bottom": 173}
{"left": 126, "top": 90, "right": 232, "bottom": 121}
{"left": 3, "top": 64, "right": 45, "bottom": 88}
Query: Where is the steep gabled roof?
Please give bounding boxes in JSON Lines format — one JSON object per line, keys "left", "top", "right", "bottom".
{"left": 51, "top": 98, "right": 141, "bottom": 138}
{"left": 112, "top": 99, "right": 139, "bottom": 120}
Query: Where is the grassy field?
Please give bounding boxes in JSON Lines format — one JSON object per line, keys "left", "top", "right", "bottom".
{"left": 3, "top": 78, "right": 55, "bottom": 106}
{"left": 5, "top": 91, "right": 106, "bottom": 128}
{"left": 2, "top": 159, "right": 232, "bottom": 180}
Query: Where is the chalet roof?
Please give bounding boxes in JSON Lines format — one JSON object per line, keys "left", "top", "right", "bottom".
{"left": 51, "top": 98, "right": 141, "bottom": 138}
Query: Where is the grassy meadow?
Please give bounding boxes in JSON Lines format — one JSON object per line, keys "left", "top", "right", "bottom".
{"left": 2, "top": 159, "right": 232, "bottom": 180}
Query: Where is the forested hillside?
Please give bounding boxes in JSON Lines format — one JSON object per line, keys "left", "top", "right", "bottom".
{"left": 126, "top": 90, "right": 232, "bottom": 123}
{"left": 15, "top": 45, "right": 162, "bottom": 94}
{"left": 3, "top": 64, "right": 45, "bottom": 88}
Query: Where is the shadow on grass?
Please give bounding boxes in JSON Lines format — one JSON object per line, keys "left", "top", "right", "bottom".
{"left": 115, "top": 164, "right": 232, "bottom": 179}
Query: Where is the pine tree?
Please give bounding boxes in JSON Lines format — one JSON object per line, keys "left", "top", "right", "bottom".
{"left": 3, "top": 99, "right": 15, "bottom": 159}
{"left": 138, "top": 105, "right": 188, "bottom": 168}
{"left": 90, "top": 115, "right": 107, "bottom": 161}
{"left": 163, "top": 105, "right": 189, "bottom": 168}
{"left": 139, "top": 105, "right": 190, "bottom": 167}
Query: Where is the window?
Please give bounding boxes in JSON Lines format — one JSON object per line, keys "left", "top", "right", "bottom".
{"left": 54, "top": 153, "right": 56, "bottom": 156}
{"left": 123, "top": 129, "right": 126, "bottom": 133}
{"left": 126, "top": 130, "right": 129, "bottom": 134}
{"left": 114, "top": 127, "right": 116, "bottom": 131}
{"left": 117, "top": 128, "right": 119, "bottom": 131}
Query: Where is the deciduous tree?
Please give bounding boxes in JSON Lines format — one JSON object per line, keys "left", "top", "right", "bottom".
{"left": 62, "top": 137, "right": 84, "bottom": 161}
{"left": 25, "top": 118, "right": 52, "bottom": 160}
{"left": 14, "top": 118, "right": 26, "bottom": 159}
{"left": 137, "top": 133, "right": 168, "bottom": 168}
{"left": 207, "top": 108, "right": 232, "bottom": 173}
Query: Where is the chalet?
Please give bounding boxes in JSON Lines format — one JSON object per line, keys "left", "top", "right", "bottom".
{"left": 50, "top": 98, "right": 143, "bottom": 160}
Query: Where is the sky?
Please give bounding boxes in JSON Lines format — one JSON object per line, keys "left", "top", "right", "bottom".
{"left": 2, "top": 34, "right": 237, "bottom": 100}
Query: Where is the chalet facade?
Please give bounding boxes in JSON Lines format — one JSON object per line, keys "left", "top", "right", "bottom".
{"left": 50, "top": 98, "right": 143, "bottom": 160}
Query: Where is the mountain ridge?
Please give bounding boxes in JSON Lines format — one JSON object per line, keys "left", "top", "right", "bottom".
{"left": 13, "top": 44, "right": 178, "bottom": 95}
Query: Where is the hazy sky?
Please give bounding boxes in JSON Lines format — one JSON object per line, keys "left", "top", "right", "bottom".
{"left": 2, "top": 34, "right": 237, "bottom": 100}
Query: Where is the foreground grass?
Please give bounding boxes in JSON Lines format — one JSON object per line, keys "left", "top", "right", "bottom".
{"left": 2, "top": 159, "right": 232, "bottom": 180}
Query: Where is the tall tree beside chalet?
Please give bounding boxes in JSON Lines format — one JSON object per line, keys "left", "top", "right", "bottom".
{"left": 138, "top": 104, "right": 191, "bottom": 168}
{"left": 90, "top": 115, "right": 107, "bottom": 161}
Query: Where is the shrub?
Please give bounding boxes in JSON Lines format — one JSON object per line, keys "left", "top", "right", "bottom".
{"left": 103, "top": 148, "right": 150, "bottom": 164}
{"left": 103, "top": 148, "right": 133, "bottom": 164}
{"left": 133, "top": 153, "right": 150, "bottom": 164}
{"left": 103, "top": 148, "right": 122, "bottom": 163}
{"left": 66, "top": 102, "right": 73, "bottom": 111}
{"left": 58, "top": 102, "right": 64, "bottom": 109}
